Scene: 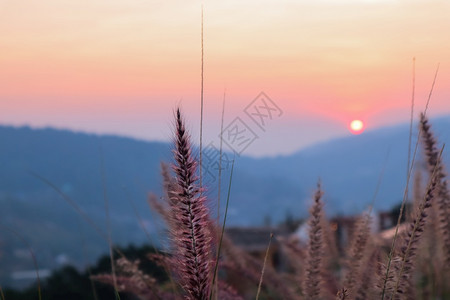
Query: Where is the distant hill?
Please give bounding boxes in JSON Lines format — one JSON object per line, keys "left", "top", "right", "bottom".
{"left": 0, "top": 115, "right": 449, "bottom": 287}
{"left": 0, "top": 127, "right": 172, "bottom": 288}
{"left": 239, "top": 115, "right": 450, "bottom": 216}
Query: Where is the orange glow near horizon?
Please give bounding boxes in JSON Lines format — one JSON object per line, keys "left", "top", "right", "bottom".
{"left": 1, "top": 0, "right": 450, "bottom": 155}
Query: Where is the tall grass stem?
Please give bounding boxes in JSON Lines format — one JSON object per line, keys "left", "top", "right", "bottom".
{"left": 255, "top": 233, "right": 274, "bottom": 300}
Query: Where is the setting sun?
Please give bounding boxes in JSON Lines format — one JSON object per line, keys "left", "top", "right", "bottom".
{"left": 350, "top": 120, "right": 365, "bottom": 134}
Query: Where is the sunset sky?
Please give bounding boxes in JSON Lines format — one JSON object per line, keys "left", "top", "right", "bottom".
{"left": 1, "top": 0, "right": 450, "bottom": 156}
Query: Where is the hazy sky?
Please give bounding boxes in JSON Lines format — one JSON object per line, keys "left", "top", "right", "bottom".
{"left": 1, "top": 0, "right": 450, "bottom": 156}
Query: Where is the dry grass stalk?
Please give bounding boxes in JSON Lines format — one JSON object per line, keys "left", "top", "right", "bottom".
{"left": 353, "top": 248, "right": 379, "bottom": 300}
{"left": 147, "top": 162, "right": 180, "bottom": 228}
{"left": 93, "top": 258, "right": 174, "bottom": 300}
{"left": 303, "top": 182, "right": 325, "bottom": 300}
{"left": 255, "top": 233, "right": 273, "bottom": 300}
{"left": 378, "top": 256, "right": 402, "bottom": 298}
{"left": 343, "top": 213, "right": 371, "bottom": 296}
{"left": 321, "top": 215, "right": 339, "bottom": 267}
{"left": 420, "top": 113, "right": 450, "bottom": 268}
{"left": 390, "top": 155, "right": 440, "bottom": 299}
{"left": 199, "top": 5, "right": 204, "bottom": 188}
{"left": 168, "top": 108, "right": 214, "bottom": 300}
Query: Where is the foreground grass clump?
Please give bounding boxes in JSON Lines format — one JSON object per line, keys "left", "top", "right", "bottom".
{"left": 95, "top": 110, "right": 449, "bottom": 300}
